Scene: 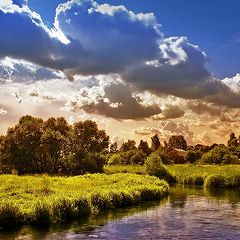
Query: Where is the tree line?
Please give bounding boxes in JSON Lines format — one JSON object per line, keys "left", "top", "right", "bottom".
{"left": 0, "top": 115, "right": 109, "bottom": 175}
{"left": 1, "top": 115, "right": 240, "bottom": 175}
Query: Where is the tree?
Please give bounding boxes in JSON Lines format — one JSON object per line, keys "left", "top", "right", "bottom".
{"left": 109, "top": 142, "right": 118, "bottom": 153}
{"left": 120, "top": 140, "right": 136, "bottom": 152}
{"left": 222, "top": 154, "right": 239, "bottom": 164}
{"left": 151, "top": 134, "right": 161, "bottom": 151}
{"left": 185, "top": 150, "right": 202, "bottom": 164}
{"left": 200, "top": 145, "right": 227, "bottom": 164}
{"left": 72, "top": 120, "right": 109, "bottom": 153}
{"left": 168, "top": 135, "right": 187, "bottom": 150}
{"left": 138, "top": 140, "right": 152, "bottom": 156}
{"left": 227, "top": 132, "right": 239, "bottom": 147}
{"left": 130, "top": 150, "right": 147, "bottom": 165}
{"left": 37, "top": 128, "right": 68, "bottom": 174}
{"left": 3, "top": 115, "right": 43, "bottom": 174}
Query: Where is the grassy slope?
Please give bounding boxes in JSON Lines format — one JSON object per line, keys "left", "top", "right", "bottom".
{"left": 0, "top": 173, "right": 169, "bottom": 229}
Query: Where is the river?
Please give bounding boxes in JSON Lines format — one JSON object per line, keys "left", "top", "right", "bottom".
{"left": 1, "top": 185, "right": 240, "bottom": 240}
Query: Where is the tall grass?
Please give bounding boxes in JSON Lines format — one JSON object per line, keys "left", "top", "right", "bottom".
{"left": 105, "top": 165, "right": 240, "bottom": 188}
{"left": 104, "top": 165, "right": 145, "bottom": 175}
{"left": 0, "top": 174, "right": 169, "bottom": 230}
{"left": 168, "top": 165, "right": 240, "bottom": 188}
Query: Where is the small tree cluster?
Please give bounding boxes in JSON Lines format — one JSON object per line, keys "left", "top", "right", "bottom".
{"left": 0, "top": 116, "right": 109, "bottom": 175}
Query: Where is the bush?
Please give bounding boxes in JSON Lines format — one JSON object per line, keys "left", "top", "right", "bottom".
{"left": 144, "top": 154, "right": 175, "bottom": 182}
{"left": 155, "top": 148, "right": 173, "bottom": 165}
{"left": 130, "top": 151, "right": 147, "bottom": 165}
{"left": 185, "top": 150, "right": 202, "bottom": 164}
{"left": 201, "top": 145, "right": 228, "bottom": 164}
{"left": 204, "top": 175, "right": 226, "bottom": 188}
{"left": 222, "top": 154, "right": 240, "bottom": 164}
{"left": 108, "top": 154, "right": 123, "bottom": 165}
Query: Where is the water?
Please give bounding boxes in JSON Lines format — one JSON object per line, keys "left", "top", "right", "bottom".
{"left": 2, "top": 185, "right": 240, "bottom": 240}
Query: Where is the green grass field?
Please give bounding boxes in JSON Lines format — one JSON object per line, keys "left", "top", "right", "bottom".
{"left": 105, "top": 164, "right": 240, "bottom": 188}
{"left": 0, "top": 173, "right": 169, "bottom": 230}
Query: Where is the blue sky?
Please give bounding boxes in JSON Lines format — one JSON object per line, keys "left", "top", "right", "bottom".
{"left": 28, "top": 0, "right": 240, "bottom": 78}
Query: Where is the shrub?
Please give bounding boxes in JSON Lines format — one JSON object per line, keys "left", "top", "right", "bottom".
{"left": 185, "top": 150, "right": 202, "bottom": 164}
{"left": 155, "top": 148, "right": 173, "bottom": 165}
{"left": 130, "top": 151, "right": 147, "bottom": 165}
{"left": 204, "top": 175, "right": 226, "bottom": 188}
{"left": 222, "top": 154, "right": 240, "bottom": 165}
{"left": 144, "top": 154, "right": 175, "bottom": 182}
{"left": 108, "top": 154, "right": 123, "bottom": 165}
{"left": 201, "top": 145, "right": 227, "bottom": 164}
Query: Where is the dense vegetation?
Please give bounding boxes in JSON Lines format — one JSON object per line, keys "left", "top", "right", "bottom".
{"left": 1, "top": 115, "right": 240, "bottom": 175}
{"left": 0, "top": 115, "right": 109, "bottom": 175}
{"left": 0, "top": 174, "right": 169, "bottom": 230}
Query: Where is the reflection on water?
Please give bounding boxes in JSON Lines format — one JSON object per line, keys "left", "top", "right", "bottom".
{"left": 1, "top": 185, "right": 240, "bottom": 240}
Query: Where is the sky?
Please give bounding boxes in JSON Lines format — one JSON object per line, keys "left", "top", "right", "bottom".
{"left": 1, "top": 0, "right": 240, "bottom": 146}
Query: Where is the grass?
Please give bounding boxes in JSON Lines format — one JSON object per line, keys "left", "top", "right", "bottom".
{"left": 0, "top": 173, "right": 169, "bottom": 230}
{"left": 104, "top": 165, "right": 145, "bottom": 175}
{"left": 168, "top": 165, "right": 240, "bottom": 188}
{"left": 105, "top": 164, "right": 240, "bottom": 188}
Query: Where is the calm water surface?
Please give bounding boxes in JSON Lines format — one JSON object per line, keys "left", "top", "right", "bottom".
{"left": 2, "top": 185, "right": 240, "bottom": 240}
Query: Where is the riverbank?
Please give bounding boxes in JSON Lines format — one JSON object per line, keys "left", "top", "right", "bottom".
{"left": 0, "top": 173, "right": 169, "bottom": 230}
{"left": 105, "top": 164, "right": 240, "bottom": 188}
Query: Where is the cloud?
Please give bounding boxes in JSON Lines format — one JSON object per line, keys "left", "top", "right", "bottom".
{"left": 152, "top": 104, "right": 185, "bottom": 120}
{"left": 1, "top": 0, "right": 240, "bottom": 112}
{"left": 0, "top": 107, "right": 7, "bottom": 115}
{"left": 64, "top": 77, "right": 162, "bottom": 120}
{"left": 134, "top": 120, "right": 195, "bottom": 144}
{"left": 134, "top": 127, "right": 161, "bottom": 136}
{"left": 0, "top": 57, "right": 63, "bottom": 82}
{"left": 222, "top": 73, "right": 240, "bottom": 93}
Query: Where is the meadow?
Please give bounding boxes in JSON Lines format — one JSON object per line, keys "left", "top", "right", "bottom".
{"left": 105, "top": 164, "right": 240, "bottom": 188}
{"left": 0, "top": 173, "right": 169, "bottom": 230}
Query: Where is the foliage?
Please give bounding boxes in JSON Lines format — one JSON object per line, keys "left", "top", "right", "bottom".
{"left": 155, "top": 147, "right": 173, "bottom": 165}
{"left": 200, "top": 145, "right": 227, "bottom": 164}
{"left": 185, "top": 150, "right": 202, "bottom": 163}
{"left": 0, "top": 116, "right": 109, "bottom": 175}
{"left": 120, "top": 140, "right": 136, "bottom": 152}
{"left": 108, "top": 153, "right": 123, "bottom": 165}
{"left": 130, "top": 150, "right": 147, "bottom": 165}
{"left": 204, "top": 175, "right": 226, "bottom": 188}
{"left": 0, "top": 174, "right": 169, "bottom": 230}
{"left": 168, "top": 164, "right": 240, "bottom": 188}
{"left": 168, "top": 135, "right": 187, "bottom": 150}
{"left": 138, "top": 140, "right": 152, "bottom": 156}
{"left": 144, "top": 153, "right": 175, "bottom": 182}
{"left": 151, "top": 134, "right": 161, "bottom": 151}
{"left": 222, "top": 154, "right": 239, "bottom": 164}
{"left": 109, "top": 142, "right": 118, "bottom": 153}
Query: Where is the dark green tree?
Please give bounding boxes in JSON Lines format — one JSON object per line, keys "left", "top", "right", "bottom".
{"left": 120, "top": 140, "right": 136, "bottom": 152}
{"left": 168, "top": 135, "right": 187, "bottom": 150}
{"left": 138, "top": 140, "right": 152, "bottom": 156}
{"left": 151, "top": 134, "right": 161, "bottom": 151}
{"left": 109, "top": 142, "right": 118, "bottom": 153}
